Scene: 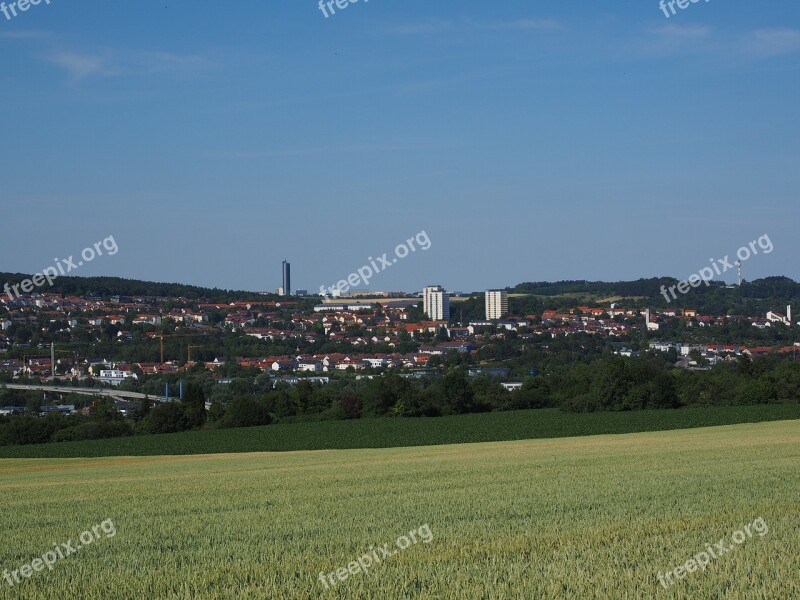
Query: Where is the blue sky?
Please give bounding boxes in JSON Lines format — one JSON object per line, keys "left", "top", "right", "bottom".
{"left": 1, "top": 0, "right": 798, "bottom": 293}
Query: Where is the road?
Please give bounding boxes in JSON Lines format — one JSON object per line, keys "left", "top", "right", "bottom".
{"left": 4, "top": 384, "right": 212, "bottom": 410}
{"left": 4, "top": 384, "right": 169, "bottom": 403}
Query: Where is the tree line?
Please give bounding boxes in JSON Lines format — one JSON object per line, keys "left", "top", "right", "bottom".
{"left": 2, "top": 354, "right": 799, "bottom": 446}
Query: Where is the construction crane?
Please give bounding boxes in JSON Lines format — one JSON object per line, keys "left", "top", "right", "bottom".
{"left": 52, "top": 348, "right": 81, "bottom": 377}
{"left": 23, "top": 345, "right": 81, "bottom": 378}
{"left": 187, "top": 345, "right": 204, "bottom": 362}
{"left": 153, "top": 333, "right": 204, "bottom": 364}
{"left": 21, "top": 353, "right": 50, "bottom": 376}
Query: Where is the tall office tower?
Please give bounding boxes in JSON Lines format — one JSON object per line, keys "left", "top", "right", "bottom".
{"left": 423, "top": 285, "right": 450, "bottom": 321}
{"left": 282, "top": 260, "right": 291, "bottom": 296}
{"left": 485, "top": 289, "right": 508, "bottom": 320}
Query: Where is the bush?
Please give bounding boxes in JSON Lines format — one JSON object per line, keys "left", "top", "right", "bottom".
{"left": 144, "top": 403, "right": 194, "bottom": 434}
{"left": 220, "top": 396, "right": 275, "bottom": 429}
{"left": 0, "top": 416, "right": 61, "bottom": 446}
{"left": 735, "top": 379, "right": 777, "bottom": 405}
{"left": 506, "top": 378, "right": 553, "bottom": 410}
{"left": 182, "top": 383, "right": 207, "bottom": 428}
{"left": 52, "top": 421, "right": 133, "bottom": 443}
{"left": 207, "top": 401, "right": 226, "bottom": 424}
{"left": 562, "top": 393, "right": 601, "bottom": 413}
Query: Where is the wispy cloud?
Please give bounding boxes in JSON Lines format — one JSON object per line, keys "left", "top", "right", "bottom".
{"left": 45, "top": 51, "right": 115, "bottom": 80}
{"left": 208, "top": 141, "right": 460, "bottom": 159}
{"left": 638, "top": 25, "right": 800, "bottom": 63}
{"left": 43, "top": 49, "right": 215, "bottom": 81}
{"left": 132, "top": 51, "right": 216, "bottom": 74}
{"left": 0, "top": 30, "right": 51, "bottom": 40}
{"left": 489, "top": 19, "right": 559, "bottom": 31}
{"left": 1, "top": 27, "right": 215, "bottom": 79}
{"left": 385, "top": 20, "right": 455, "bottom": 35}
{"left": 384, "top": 17, "right": 559, "bottom": 36}
{"left": 743, "top": 28, "right": 800, "bottom": 58}
{"left": 621, "top": 23, "right": 716, "bottom": 59}
{"left": 649, "top": 24, "right": 712, "bottom": 39}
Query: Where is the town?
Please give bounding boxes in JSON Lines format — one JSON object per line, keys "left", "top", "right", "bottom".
{"left": 2, "top": 268, "right": 799, "bottom": 421}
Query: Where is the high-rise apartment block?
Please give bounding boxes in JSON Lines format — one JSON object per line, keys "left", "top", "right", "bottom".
{"left": 423, "top": 285, "right": 450, "bottom": 321}
{"left": 485, "top": 289, "right": 508, "bottom": 320}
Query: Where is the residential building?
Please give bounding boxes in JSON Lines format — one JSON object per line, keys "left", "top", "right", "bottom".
{"left": 485, "top": 289, "right": 508, "bottom": 320}
{"left": 468, "top": 367, "right": 510, "bottom": 378}
{"left": 423, "top": 285, "right": 450, "bottom": 321}
{"left": 645, "top": 308, "right": 660, "bottom": 332}
{"left": 98, "top": 369, "right": 138, "bottom": 386}
{"left": 297, "top": 360, "right": 323, "bottom": 373}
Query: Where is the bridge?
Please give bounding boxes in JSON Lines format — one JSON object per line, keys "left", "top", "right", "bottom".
{"left": 3, "top": 384, "right": 169, "bottom": 404}
{"left": 3, "top": 384, "right": 211, "bottom": 410}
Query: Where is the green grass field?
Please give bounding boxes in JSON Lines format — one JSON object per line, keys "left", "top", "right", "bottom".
{"left": 2, "top": 404, "right": 800, "bottom": 458}
{"left": 1, "top": 419, "right": 798, "bottom": 599}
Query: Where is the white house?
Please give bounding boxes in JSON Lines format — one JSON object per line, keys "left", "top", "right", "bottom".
{"left": 362, "top": 357, "right": 387, "bottom": 369}
{"left": 335, "top": 357, "right": 364, "bottom": 370}
{"left": 297, "top": 361, "right": 323, "bottom": 373}
{"left": 271, "top": 360, "right": 295, "bottom": 372}
{"left": 98, "top": 370, "right": 138, "bottom": 386}
{"left": 650, "top": 341, "right": 677, "bottom": 353}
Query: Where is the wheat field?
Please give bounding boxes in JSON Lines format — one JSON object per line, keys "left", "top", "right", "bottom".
{"left": 1, "top": 420, "right": 798, "bottom": 599}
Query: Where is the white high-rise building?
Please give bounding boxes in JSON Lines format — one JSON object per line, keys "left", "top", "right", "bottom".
{"left": 485, "top": 289, "right": 508, "bottom": 320}
{"left": 423, "top": 285, "right": 450, "bottom": 321}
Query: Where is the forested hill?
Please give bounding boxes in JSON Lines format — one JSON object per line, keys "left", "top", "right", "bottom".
{"left": 508, "top": 277, "right": 800, "bottom": 316}
{"left": 0, "top": 273, "right": 272, "bottom": 303}
{"left": 2, "top": 272, "right": 798, "bottom": 316}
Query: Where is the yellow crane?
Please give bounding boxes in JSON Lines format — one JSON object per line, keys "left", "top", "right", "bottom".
{"left": 187, "top": 345, "right": 204, "bottom": 362}
{"left": 153, "top": 333, "right": 204, "bottom": 364}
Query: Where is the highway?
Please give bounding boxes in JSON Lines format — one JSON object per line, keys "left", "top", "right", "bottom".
{"left": 4, "top": 384, "right": 169, "bottom": 403}
{"left": 4, "top": 384, "right": 212, "bottom": 410}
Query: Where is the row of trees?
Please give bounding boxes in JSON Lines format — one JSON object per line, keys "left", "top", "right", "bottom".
{"left": 202, "top": 355, "right": 800, "bottom": 421}
{"left": 2, "top": 355, "right": 799, "bottom": 446}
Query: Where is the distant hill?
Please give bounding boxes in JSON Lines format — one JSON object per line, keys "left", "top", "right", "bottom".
{"left": 512, "top": 278, "right": 680, "bottom": 298}
{"left": 510, "top": 276, "right": 800, "bottom": 316}
{"left": 2, "top": 272, "right": 797, "bottom": 316}
{"left": 0, "top": 273, "right": 273, "bottom": 303}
